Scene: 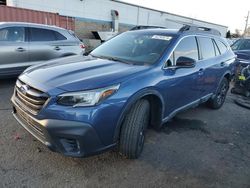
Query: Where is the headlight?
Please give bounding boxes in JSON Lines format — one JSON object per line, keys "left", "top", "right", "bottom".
{"left": 57, "top": 84, "right": 120, "bottom": 107}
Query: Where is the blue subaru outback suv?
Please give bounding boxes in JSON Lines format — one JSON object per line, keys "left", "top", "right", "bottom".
{"left": 11, "top": 26, "right": 236, "bottom": 159}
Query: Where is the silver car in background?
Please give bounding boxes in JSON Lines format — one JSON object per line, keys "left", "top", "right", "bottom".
{"left": 0, "top": 22, "right": 85, "bottom": 77}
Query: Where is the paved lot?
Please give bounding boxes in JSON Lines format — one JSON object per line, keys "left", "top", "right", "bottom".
{"left": 0, "top": 78, "right": 250, "bottom": 188}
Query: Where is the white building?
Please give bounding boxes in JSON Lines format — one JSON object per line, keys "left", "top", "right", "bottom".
{"left": 6, "top": 0, "right": 228, "bottom": 38}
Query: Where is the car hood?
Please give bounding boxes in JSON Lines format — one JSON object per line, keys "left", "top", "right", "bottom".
{"left": 22, "top": 55, "right": 149, "bottom": 91}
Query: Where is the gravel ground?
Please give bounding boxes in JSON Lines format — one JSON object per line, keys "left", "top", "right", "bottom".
{"left": 0, "top": 78, "right": 249, "bottom": 188}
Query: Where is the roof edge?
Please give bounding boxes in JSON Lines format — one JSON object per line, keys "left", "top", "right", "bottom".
{"left": 111, "top": 0, "right": 228, "bottom": 29}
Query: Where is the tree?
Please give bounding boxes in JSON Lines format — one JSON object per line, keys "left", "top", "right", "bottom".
{"left": 231, "top": 29, "right": 242, "bottom": 38}
{"left": 226, "top": 30, "right": 231, "bottom": 38}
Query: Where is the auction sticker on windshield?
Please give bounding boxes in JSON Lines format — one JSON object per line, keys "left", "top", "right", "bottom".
{"left": 152, "top": 35, "right": 172, "bottom": 41}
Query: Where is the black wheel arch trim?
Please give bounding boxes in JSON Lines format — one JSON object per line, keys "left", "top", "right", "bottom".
{"left": 212, "top": 71, "right": 231, "bottom": 99}
{"left": 113, "top": 87, "right": 165, "bottom": 142}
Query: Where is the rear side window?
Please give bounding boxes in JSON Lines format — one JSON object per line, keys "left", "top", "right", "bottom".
{"left": 215, "top": 39, "right": 228, "bottom": 54}
{"left": 30, "top": 28, "right": 55, "bottom": 41}
{"left": 29, "top": 28, "right": 66, "bottom": 41}
{"left": 198, "top": 37, "right": 215, "bottom": 59}
{"left": 172, "top": 36, "right": 198, "bottom": 64}
{"left": 54, "top": 31, "right": 67, "bottom": 40}
{"left": 0, "top": 27, "right": 25, "bottom": 42}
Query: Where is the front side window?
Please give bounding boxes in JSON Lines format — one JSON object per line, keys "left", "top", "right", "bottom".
{"left": 91, "top": 32, "right": 173, "bottom": 65}
{"left": 30, "top": 28, "right": 56, "bottom": 42}
{"left": 0, "top": 27, "right": 25, "bottom": 42}
{"left": 170, "top": 36, "right": 198, "bottom": 65}
{"left": 199, "top": 37, "right": 216, "bottom": 59}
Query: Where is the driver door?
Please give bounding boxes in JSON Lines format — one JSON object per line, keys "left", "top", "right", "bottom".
{"left": 162, "top": 36, "right": 202, "bottom": 117}
{"left": 0, "top": 26, "right": 29, "bottom": 68}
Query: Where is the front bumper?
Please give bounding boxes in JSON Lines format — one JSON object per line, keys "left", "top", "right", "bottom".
{"left": 12, "top": 99, "right": 115, "bottom": 157}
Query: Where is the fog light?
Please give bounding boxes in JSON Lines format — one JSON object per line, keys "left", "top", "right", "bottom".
{"left": 60, "top": 138, "right": 80, "bottom": 153}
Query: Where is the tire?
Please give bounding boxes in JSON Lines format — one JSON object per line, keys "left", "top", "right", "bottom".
{"left": 207, "top": 78, "right": 229, "bottom": 109}
{"left": 119, "top": 99, "right": 150, "bottom": 159}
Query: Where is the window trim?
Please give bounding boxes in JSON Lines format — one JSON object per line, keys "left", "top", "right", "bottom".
{"left": 212, "top": 39, "right": 221, "bottom": 56}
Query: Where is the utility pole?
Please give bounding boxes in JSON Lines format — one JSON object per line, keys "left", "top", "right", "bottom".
{"left": 244, "top": 11, "right": 249, "bottom": 37}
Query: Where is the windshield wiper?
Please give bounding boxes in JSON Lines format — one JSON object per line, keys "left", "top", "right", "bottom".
{"left": 90, "top": 54, "right": 131, "bottom": 64}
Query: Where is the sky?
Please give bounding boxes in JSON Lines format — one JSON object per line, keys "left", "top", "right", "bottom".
{"left": 122, "top": 0, "right": 250, "bottom": 33}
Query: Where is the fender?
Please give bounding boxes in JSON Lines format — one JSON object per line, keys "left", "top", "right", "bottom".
{"left": 212, "top": 70, "right": 232, "bottom": 99}
{"left": 113, "top": 87, "right": 165, "bottom": 142}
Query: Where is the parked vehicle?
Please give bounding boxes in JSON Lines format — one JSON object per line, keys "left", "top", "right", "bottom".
{"left": 11, "top": 25, "right": 235, "bottom": 159}
{"left": 231, "top": 38, "right": 250, "bottom": 66}
{"left": 0, "top": 22, "right": 85, "bottom": 77}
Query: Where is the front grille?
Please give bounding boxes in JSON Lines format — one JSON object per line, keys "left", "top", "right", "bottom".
{"left": 14, "top": 79, "right": 49, "bottom": 115}
{"left": 15, "top": 107, "right": 44, "bottom": 137}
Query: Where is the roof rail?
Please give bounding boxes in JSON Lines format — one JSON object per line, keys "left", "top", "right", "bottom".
{"left": 179, "top": 25, "right": 221, "bottom": 36}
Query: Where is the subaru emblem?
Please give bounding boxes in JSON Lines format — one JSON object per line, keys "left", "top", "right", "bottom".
{"left": 20, "top": 85, "right": 29, "bottom": 95}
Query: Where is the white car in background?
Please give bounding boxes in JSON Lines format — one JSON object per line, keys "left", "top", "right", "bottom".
{"left": 0, "top": 22, "right": 85, "bottom": 77}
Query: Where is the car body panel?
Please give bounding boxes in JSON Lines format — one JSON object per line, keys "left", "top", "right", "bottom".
{"left": 0, "top": 40, "right": 29, "bottom": 65}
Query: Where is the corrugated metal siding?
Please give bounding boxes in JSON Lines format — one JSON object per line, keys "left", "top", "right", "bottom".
{"left": 0, "top": 5, "right": 75, "bottom": 30}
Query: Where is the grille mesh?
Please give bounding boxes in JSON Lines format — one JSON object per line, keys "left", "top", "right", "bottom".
{"left": 14, "top": 79, "right": 49, "bottom": 115}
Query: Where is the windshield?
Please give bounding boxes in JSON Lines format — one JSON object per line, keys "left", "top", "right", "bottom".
{"left": 231, "top": 39, "right": 250, "bottom": 50}
{"left": 91, "top": 32, "right": 173, "bottom": 65}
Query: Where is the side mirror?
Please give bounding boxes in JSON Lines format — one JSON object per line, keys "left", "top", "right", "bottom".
{"left": 176, "top": 56, "right": 196, "bottom": 68}
{"left": 83, "top": 49, "right": 93, "bottom": 56}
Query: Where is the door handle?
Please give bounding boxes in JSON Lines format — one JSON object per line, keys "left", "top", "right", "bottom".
{"left": 16, "top": 47, "right": 26, "bottom": 52}
{"left": 198, "top": 68, "right": 204, "bottom": 76}
{"left": 54, "top": 46, "right": 61, "bottom": 51}
{"left": 220, "top": 62, "right": 225, "bottom": 66}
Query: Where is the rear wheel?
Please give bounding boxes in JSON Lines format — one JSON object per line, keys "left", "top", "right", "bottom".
{"left": 207, "top": 78, "right": 229, "bottom": 109}
{"left": 119, "top": 99, "right": 150, "bottom": 159}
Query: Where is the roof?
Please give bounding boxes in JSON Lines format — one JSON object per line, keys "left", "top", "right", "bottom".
{"left": 111, "top": 0, "right": 228, "bottom": 28}
{"left": 128, "top": 27, "right": 223, "bottom": 39}
{"left": 129, "top": 28, "right": 179, "bottom": 34}
{"left": 0, "top": 22, "right": 66, "bottom": 30}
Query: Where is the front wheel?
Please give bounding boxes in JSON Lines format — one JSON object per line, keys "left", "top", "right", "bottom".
{"left": 207, "top": 78, "right": 229, "bottom": 109}
{"left": 119, "top": 99, "right": 150, "bottom": 159}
